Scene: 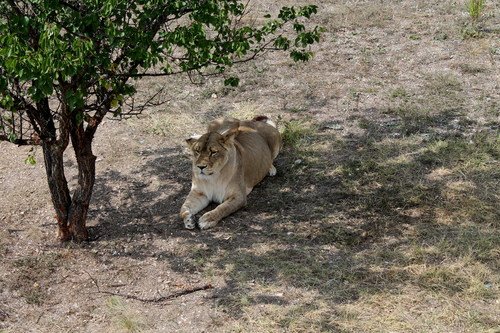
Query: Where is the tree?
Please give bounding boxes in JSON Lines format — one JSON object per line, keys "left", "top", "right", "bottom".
{"left": 0, "top": 0, "right": 322, "bottom": 242}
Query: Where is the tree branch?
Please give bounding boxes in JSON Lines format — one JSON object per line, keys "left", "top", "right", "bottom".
{"left": 0, "top": 134, "right": 39, "bottom": 146}
{"left": 95, "top": 284, "right": 214, "bottom": 303}
{"left": 83, "top": 270, "right": 213, "bottom": 303}
{"left": 121, "top": 85, "right": 171, "bottom": 118}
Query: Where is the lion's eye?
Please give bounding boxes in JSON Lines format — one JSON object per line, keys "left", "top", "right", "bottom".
{"left": 210, "top": 151, "right": 218, "bottom": 156}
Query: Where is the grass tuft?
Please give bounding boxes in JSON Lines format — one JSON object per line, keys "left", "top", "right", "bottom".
{"left": 466, "top": 0, "right": 486, "bottom": 22}
{"left": 416, "top": 266, "right": 469, "bottom": 293}
{"left": 461, "top": 0, "right": 487, "bottom": 39}
{"left": 280, "top": 119, "right": 312, "bottom": 149}
{"left": 106, "top": 296, "right": 145, "bottom": 333}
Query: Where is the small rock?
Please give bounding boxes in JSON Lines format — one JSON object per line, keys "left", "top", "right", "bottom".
{"left": 321, "top": 122, "right": 344, "bottom": 131}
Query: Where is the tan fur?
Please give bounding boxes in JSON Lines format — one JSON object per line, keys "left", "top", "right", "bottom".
{"left": 180, "top": 117, "right": 281, "bottom": 229}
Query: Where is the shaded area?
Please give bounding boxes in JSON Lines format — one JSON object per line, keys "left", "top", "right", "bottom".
{"left": 77, "top": 106, "right": 499, "bottom": 330}
{"left": 88, "top": 146, "right": 191, "bottom": 243}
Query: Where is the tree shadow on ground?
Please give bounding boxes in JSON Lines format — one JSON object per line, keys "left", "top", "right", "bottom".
{"left": 86, "top": 107, "right": 499, "bottom": 323}
{"left": 86, "top": 146, "right": 192, "bottom": 254}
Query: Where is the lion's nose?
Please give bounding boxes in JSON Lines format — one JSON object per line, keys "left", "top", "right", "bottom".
{"left": 198, "top": 165, "right": 207, "bottom": 171}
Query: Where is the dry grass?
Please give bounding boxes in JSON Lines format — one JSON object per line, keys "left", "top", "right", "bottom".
{"left": 280, "top": 119, "right": 313, "bottom": 149}
{"left": 1, "top": 1, "right": 499, "bottom": 332}
{"left": 10, "top": 253, "right": 64, "bottom": 305}
{"left": 106, "top": 296, "right": 145, "bottom": 333}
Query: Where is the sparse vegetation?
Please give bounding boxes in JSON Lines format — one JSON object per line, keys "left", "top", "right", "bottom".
{"left": 280, "top": 119, "right": 312, "bottom": 149}
{"left": 107, "top": 297, "right": 145, "bottom": 333}
{"left": 466, "top": 0, "right": 486, "bottom": 23}
{"left": 461, "top": 24, "right": 484, "bottom": 39}
{"left": 1, "top": 0, "right": 499, "bottom": 332}
{"left": 462, "top": 0, "right": 487, "bottom": 39}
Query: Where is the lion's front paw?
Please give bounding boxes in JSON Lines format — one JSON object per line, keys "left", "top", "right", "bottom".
{"left": 198, "top": 213, "right": 219, "bottom": 230}
{"left": 181, "top": 211, "right": 196, "bottom": 230}
{"left": 184, "top": 216, "right": 196, "bottom": 229}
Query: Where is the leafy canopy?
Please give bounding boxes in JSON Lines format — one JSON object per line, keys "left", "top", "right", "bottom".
{"left": 0, "top": 0, "right": 322, "bottom": 129}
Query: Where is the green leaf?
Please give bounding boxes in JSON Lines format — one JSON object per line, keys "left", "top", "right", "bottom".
{"left": 290, "top": 50, "right": 313, "bottom": 62}
{"left": 0, "top": 94, "right": 14, "bottom": 110}
{"left": 274, "top": 36, "right": 290, "bottom": 50}
{"left": 293, "top": 23, "right": 305, "bottom": 33}
{"left": 7, "top": 132, "right": 17, "bottom": 143}
{"left": 224, "top": 77, "right": 240, "bottom": 87}
{"left": 279, "top": 7, "right": 297, "bottom": 21}
{"left": 25, "top": 155, "right": 36, "bottom": 165}
{"left": 111, "top": 98, "right": 119, "bottom": 109}
{"left": 298, "top": 5, "right": 318, "bottom": 19}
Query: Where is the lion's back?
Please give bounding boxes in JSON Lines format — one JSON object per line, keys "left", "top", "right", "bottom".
{"left": 236, "top": 122, "right": 281, "bottom": 188}
{"left": 205, "top": 116, "right": 281, "bottom": 189}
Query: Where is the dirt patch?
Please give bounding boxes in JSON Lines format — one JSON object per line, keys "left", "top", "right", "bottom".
{"left": 1, "top": 1, "right": 499, "bottom": 332}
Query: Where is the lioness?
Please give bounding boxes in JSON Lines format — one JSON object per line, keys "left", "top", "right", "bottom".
{"left": 180, "top": 116, "right": 281, "bottom": 229}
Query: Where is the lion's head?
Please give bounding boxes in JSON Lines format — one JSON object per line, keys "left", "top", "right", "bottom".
{"left": 186, "top": 129, "right": 238, "bottom": 177}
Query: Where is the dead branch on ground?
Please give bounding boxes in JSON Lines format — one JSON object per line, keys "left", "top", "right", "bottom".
{"left": 83, "top": 270, "right": 213, "bottom": 303}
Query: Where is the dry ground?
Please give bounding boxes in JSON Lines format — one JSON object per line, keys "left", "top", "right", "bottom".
{"left": 1, "top": 1, "right": 499, "bottom": 332}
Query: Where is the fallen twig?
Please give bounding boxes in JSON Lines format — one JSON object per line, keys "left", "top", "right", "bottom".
{"left": 83, "top": 270, "right": 213, "bottom": 303}
{"left": 35, "top": 312, "right": 43, "bottom": 324}
{"left": 98, "top": 284, "right": 213, "bottom": 303}
{"left": 98, "top": 284, "right": 214, "bottom": 303}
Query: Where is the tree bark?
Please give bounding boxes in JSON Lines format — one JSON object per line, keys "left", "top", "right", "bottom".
{"left": 40, "top": 107, "right": 96, "bottom": 242}
{"left": 41, "top": 142, "right": 72, "bottom": 241}
{"left": 67, "top": 114, "right": 96, "bottom": 242}
{"left": 66, "top": 142, "right": 95, "bottom": 241}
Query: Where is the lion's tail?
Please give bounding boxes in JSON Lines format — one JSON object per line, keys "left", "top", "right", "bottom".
{"left": 252, "top": 115, "right": 276, "bottom": 128}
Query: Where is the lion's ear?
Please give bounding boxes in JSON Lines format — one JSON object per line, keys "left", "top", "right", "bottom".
{"left": 221, "top": 127, "right": 239, "bottom": 144}
{"left": 186, "top": 134, "right": 201, "bottom": 148}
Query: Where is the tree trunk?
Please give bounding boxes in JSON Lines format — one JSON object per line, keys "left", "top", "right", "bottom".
{"left": 41, "top": 142, "right": 72, "bottom": 241}
{"left": 41, "top": 116, "right": 96, "bottom": 242}
{"left": 67, "top": 114, "right": 96, "bottom": 242}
